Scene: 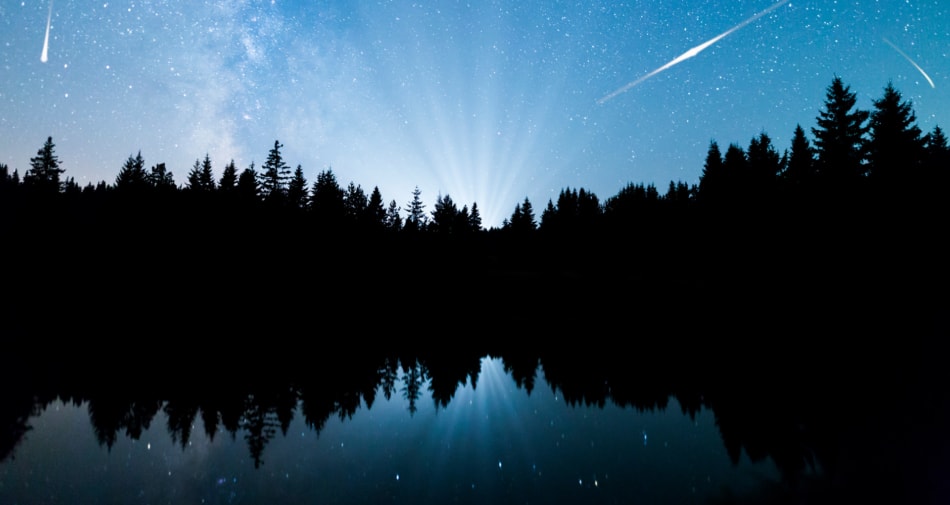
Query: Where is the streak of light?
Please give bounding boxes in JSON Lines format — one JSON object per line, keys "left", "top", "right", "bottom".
{"left": 41, "top": 0, "right": 53, "bottom": 63}
{"left": 882, "top": 37, "right": 936, "bottom": 89}
{"left": 598, "top": 0, "right": 790, "bottom": 104}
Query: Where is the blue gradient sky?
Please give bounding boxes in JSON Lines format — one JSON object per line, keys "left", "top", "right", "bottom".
{"left": 2, "top": 0, "right": 947, "bottom": 227}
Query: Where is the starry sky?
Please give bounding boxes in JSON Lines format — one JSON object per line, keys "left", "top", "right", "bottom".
{"left": 2, "top": 0, "right": 947, "bottom": 227}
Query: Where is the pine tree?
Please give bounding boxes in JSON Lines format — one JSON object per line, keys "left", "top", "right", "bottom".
{"left": 430, "top": 193, "right": 459, "bottom": 234}
{"left": 186, "top": 154, "right": 216, "bottom": 192}
{"left": 343, "top": 182, "right": 368, "bottom": 223}
{"left": 923, "top": 125, "right": 949, "bottom": 191}
{"left": 219, "top": 160, "right": 238, "bottom": 192}
{"left": 237, "top": 163, "right": 259, "bottom": 202}
{"left": 866, "top": 81, "right": 924, "bottom": 186}
{"left": 259, "top": 140, "right": 291, "bottom": 202}
{"left": 404, "top": 186, "right": 427, "bottom": 232}
{"left": 147, "top": 163, "right": 176, "bottom": 191}
{"left": 747, "top": 132, "right": 783, "bottom": 191}
{"left": 115, "top": 151, "right": 147, "bottom": 191}
{"left": 367, "top": 186, "right": 387, "bottom": 229}
{"left": 783, "top": 124, "right": 815, "bottom": 189}
{"left": 311, "top": 168, "right": 345, "bottom": 223}
{"left": 698, "top": 140, "right": 724, "bottom": 200}
{"left": 468, "top": 202, "right": 482, "bottom": 232}
{"left": 25, "top": 136, "right": 64, "bottom": 193}
{"left": 287, "top": 165, "right": 309, "bottom": 210}
{"left": 200, "top": 154, "right": 215, "bottom": 191}
{"left": 812, "top": 76, "right": 870, "bottom": 186}
{"left": 385, "top": 199, "right": 403, "bottom": 231}
{"left": 508, "top": 197, "right": 536, "bottom": 233}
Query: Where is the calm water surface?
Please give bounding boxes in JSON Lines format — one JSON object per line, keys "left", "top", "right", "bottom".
{"left": 0, "top": 358, "right": 783, "bottom": 505}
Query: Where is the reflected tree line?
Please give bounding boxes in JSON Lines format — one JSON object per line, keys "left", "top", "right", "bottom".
{"left": 1, "top": 346, "right": 946, "bottom": 505}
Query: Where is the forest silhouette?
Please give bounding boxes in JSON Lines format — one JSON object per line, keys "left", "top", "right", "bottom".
{"left": 2, "top": 76, "right": 947, "bottom": 338}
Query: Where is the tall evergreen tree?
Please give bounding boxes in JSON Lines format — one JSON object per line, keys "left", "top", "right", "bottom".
{"left": 746, "top": 132, "right": 783, "bottom": 192}
{"left": 25, "top": 136, "right": 64, "bottom": 193}
{"left": 468, "top": 202, "right": 482, "bottom": 232}
{"left": 811, "top": 76, "right": 870, "bottom": 186}
{"left": 287, "top": 165, "right": 309, "bottom": 210}
{"left": 147, "top": 163, "right": 176, "bottom": 191}
{"left": 783, "top": 124, "right": 815, "bottom": 189}
{"left": 115, "top": 151, "right": 148, "bottom": 191}
{"left": 698, "top": 140, "right": 725, "bottom": 201}
{"left": 866, "top": 81, "right": 924, "bottom": 186}
{"left": 343, "top": 182, "right": 368, "bottom": 223}
{"left": 385, "top": 199, "right": 403, "bottom": 231}
{"left": 219, "top": 160, "right": 238, "bottom": 192}
{"left": 508, "top": 197, "right": 536, "bottom": 233}
{"left": 237, "top": 163, "right": 260, "bottom": 202}
{"left": 923, "top": 125, "right": 950, "bottom": 192}
{"left": 404, "top": 186, "right": 427, "bottom": 232}
{"left": 187, "top": 154, "right": 216, "bottom": 192}
{"left": 311, "top": 168, "right": 345, "bottom": 223}
{"left": 367, "top": 186, "right": 387, "bottom": 229}
{"left": 259, "top": 140, "right": 291, "bottom": 202}
{"left": 429, "top": 193, "right": 459, "bottom": 234}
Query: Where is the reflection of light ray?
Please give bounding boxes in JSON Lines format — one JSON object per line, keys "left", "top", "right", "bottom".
{"left": 883, "top": 38, "right": 935, "bottom": 89}
{"left": 598, "top": 0, "right": 790, "bottom": 104}
{"left": 41, "top": 0, "right": 53, "bottom": 63}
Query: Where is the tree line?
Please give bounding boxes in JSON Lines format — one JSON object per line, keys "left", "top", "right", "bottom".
{"left": 3, "top": 77, "right": 946, "bottom": 237}
{"left": 2, "top": 76, "right": 946, "bottom": 338}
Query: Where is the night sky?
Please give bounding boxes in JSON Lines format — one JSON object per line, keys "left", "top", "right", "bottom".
{"left": 2, "top": 0, "right": 947, "bottom": 227}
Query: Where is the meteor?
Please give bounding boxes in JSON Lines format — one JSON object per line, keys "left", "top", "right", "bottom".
{"left": 598, "top": 0, "right": 790, "bottom": 104}
{"left": 883, "top": 37, "right": 935, "bottom": 89}
{"left": 40, "top": 0, "right": 52, "bottom": 63}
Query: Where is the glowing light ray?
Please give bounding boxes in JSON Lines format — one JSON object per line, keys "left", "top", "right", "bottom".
{"left": 598, "top": 0, "right": 790, "bottom": 104}
{"left": 41, "top": 0, "right": 52, "bottom": 63}
{"left": 882, "top": 37, "right": 935, "bottom": 89}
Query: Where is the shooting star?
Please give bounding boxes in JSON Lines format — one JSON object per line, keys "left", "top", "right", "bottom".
{"left": 598, "top": 0, "right": 791, "bottom": 104}
{"left": 40, "top": 0, "right": 53, "bottom": 63}
{"left": 883, "top": 37, "right": 935, "bottom": 89}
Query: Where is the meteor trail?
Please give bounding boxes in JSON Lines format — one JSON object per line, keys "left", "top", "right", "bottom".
{"left": 883, "top": 37, "right": 935, "bottom": 89}
{"left": 598, "top": 0, "right": 790, "bottom": 104}
{"left": 40, "top": 0, "right": 52, "bottom": 63}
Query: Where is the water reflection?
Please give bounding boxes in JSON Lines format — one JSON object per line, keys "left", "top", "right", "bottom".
{"left": 1, "top": 352, "right": 946, "bottom": 504}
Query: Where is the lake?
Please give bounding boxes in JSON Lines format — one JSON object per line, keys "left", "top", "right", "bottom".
{"left": 1, "top": 351, "right": 947, "bottom": 504}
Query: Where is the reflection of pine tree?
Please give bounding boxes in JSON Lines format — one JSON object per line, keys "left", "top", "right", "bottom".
{"left": 400, "top": 360, "right": 428, "bottom": 415}
{"left": 242, "top": 396, "right": 280, "bottom": 468}
{"left": 165, "top": 401, "right": 199, "bottom": 449}
{"left": 379, "top": 357, "right": 400, "bottom": 400}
